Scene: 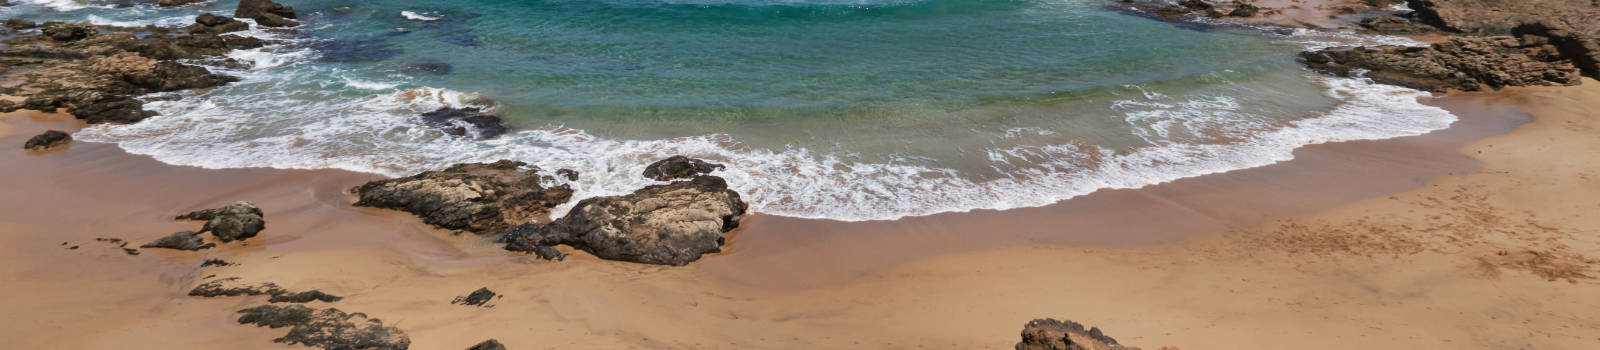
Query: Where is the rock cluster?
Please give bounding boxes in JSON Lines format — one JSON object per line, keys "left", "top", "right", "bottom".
{"left": 234, "top": 0, "right": 299, "bottom": 27}
{"left": 1301, "top": 36, "right": 1581, "bottom": 91}
{"left": 419, "top": 107, "right": 510, "bottom": 139}
{"left": 1111, "top": 0, "right": 1268, "bottom": 21}
{"left": 642, "top": 155, "right": 725, "bottom": 181}
{"left": 189, "top": 277, "right": 343, "bottom": 304}
{"left": 22, "top": 130, "right": 71, "bottom": 150}
{"left": 353, "top": 160, "right": 574, "bottom": 234}
{"left": 139, "top": 231, "right": 215, "bottom": 251}
{"left": 1016, "top": 318, "right": 1132, "bottom": 350}
{"left": 505, "top": 175, "right": 747, "bottom": 266}
{"left": 236, "top": 305, "right": 410, "bottom": 350}
{"left": 176, "top": 201, "right": 266, "bottom": 242}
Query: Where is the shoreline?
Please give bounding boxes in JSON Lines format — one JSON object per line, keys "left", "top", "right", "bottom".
{"left": 6, "top": 79, "right": 1596, "bottom": 348}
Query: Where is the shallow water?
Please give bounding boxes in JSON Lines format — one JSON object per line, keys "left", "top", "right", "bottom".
{"left": 5, "top": 0, "right": 1455, "bottom": 221}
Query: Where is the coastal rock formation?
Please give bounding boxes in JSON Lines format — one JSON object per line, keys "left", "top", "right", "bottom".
{"left": 269, "top": 290, "right": 345, "bottom": 303}
{"left": 156, "top": 0, "right": 207, "bottom": 6}
{"left": 187, "top": 13, "right": 249, "bottom": 35}
{"left": 236, "top": 305, "right": 411, "bottom": 350}
{"left": 176, "top": 201, "right": 266, "bottom": 242}
{"left": 139, "top": 231, "right": 215, "bottom": 251}
{"left": 1301, "top": 36, "right": 1581, "bottom": 91}
{"left": 642, "top": 156, "right": 725, "bottom": 181}
{"left": 504, "top": 175, "right": 747, "bottom": 266}
{"left": 1358, "top": 15, "right": 1442, "bottom": 35}
{"left": 467, "top": 339, "right": 507, "bottom": 350}
{"left": 418, "top": 107, "right": 509, "bottom": 138}
{"left": 5, "top": 18, "right": 38, "bottom": 31}
{"left": 23, "top": 130, "right": 71, "bottom": 150}
{"left": 353, "top": 160, "right": 573, "bottom": 233}
{"left": 1406, "top": 0, "right": 1586, "bottom": 34}
{"left": 41, "top": 23, "right": 96, "bottom": 42}
{"left": 1110, "top": 0, "right": 1267, "bottom": 21}
{"left": 1016, "top": 318, "right": 1131, "bottom": 350}
{"left": 235, "top": 0, "right": 300, "bottom": 27}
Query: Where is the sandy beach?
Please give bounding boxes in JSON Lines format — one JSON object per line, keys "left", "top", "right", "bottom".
{"left": 3, "top": 75, "right": 1597, "bottom": 349}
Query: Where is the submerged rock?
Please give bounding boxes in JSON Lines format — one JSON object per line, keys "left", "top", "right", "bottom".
{"left": 418, "top": 107, "right": 509, "bottom": 138}
{"left": 353, "top": 160, "right": 573, "bottom": 234}
{"left": 235, "top": 0, "right": 299, "bottom": 27}
{"left": 505, "top": 176, "right": 746, "bottom": 266}
{"left": 23, "top": 130, "right": 71, "bottom": 150}
{"left": 1300, "top": 36, "right": 1582, "bottom": 92}
{"left": 139, "top": 231, "right": 215, "bottom": 251}
{"left": 467, "top": 339, "right": 507, "bottom": 350}
{"left": 642, "top": 156, "right": 724, "bottom": 181}
{"left": 176, "top": 201, "right": 266, "bottom": 242}
{"left": 236, "top": 305, "right": 410, "bottom": 350}
{"left": 1016, "top": 318, "right": 1130, "bottom": 350}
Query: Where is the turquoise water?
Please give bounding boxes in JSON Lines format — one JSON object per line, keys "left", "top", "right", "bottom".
{"left": 7, "top": 0, "right": 1457, "bottom": 220}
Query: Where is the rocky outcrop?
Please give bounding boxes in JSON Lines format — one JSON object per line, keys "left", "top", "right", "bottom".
{"left": 23, "top": 130, "right": 71, "bottom": 150}
{"left": 1016, "top": 319, "right": 1131, "bottom": 350}
{"left": 89, "top": 52, "right": 239, "bottom": 92}
{"left": 418, "top": 107, "right": 509, "bottom": 138}
{"left": 156, "top": 0, "right": 207, "bottom": 6}
{"left": 353, "top": 160, "right": 573, "bottom": 234}
{"left": 1110, "top": 0, "right": 1267, "bottom": 21}
{"left": 269, "top": 290, "right": 345, "bottom": 303}
{"left": 642, "top": 156, "right": 725, "bottom": 181}
{"left": 236, "top": 305, "right": 410, "bottom": 350}
{"left": 5, "top": 18, "right": 36, "bottom": 30}
{"left": 467, "top": 339, "right": 507, "bottom": 350}
{"left": 234, "top": 0, "right": 299, "bottom": 27}
{"left": 187, "top": 13, "right": 249, "bottom": 35}
{"left": 1300, "top": 36, "right": 1581, "bottom": 92}
{"left": 504, "top": 176, "right": 746, "bottom": 266}
{"left": 1406, "top": 0, "right": 1587, "bottom": 34}
{"left": 1358, "top": 15, "right": 1442, "bottom": 35}
{"left": 176, "top": 201, "right": 265, "bottom": 242}
{"left": 66, "top": 95, "right": 156, "bottom": 124}
{"left": 41, "top": 23, "right": 96, "bottom": 42}
{"left": 139, "top": 231, "right": 215, "bottom": 250}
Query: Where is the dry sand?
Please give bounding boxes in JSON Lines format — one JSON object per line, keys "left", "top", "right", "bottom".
{"left": 1, "top": 81, "right": 1598, "bottom": 349}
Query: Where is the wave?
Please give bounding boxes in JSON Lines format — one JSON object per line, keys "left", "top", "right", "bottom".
{"left": 400, "top": 11, "right": 443, "bottom": 22}
{"left": 12, "top": 0, "right": 112, "bottom": 12}
{"left": 71, "top": 6, "right": 1459, "bottom": 222}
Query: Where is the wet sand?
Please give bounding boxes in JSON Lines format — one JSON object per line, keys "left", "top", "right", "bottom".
{"left": 1, "top": 81, "right": 1597, "bottom": 349}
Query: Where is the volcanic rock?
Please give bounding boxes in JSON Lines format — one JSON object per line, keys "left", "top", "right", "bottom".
{"left": 236, "top": 305, "right": 410, "bottom": 350}
{"left": 1016, "top": 318, "right": 1130, "bottom": 350}
{"left": 176, "top": 201, "right": 266, "bottom": 242}
{"left": 23, "top": 130, "right": 71, "bottom": 150}
{"left": 353, "top": 160, "right": 573, "bottom": 234}
{"left": 139, "top": 231, "right": 215, "bottom": 251}
{"left": 642, "top": 156, "right": 724, "bottom": 181}
{"left": 505, "top": 176, "right": 746, "bottom": 266}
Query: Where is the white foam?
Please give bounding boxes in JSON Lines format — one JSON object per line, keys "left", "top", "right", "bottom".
{"left": 14, "top": 0, "right": 112, "bottom": 12}
{"left": 401, "top": 11, "right": 442, "bottom": 21}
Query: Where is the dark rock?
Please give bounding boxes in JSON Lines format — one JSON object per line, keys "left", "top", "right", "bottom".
{"left": 234, "top": 0, "right": 300, "bottom": 27}
{"left": 269, "top": 290, "right": 345, "bottom": 303}
{"left": 41, "top": 23, "right": 96, "bottom": 42}
{"left": 1227, "top": 3, "right": 1260, "bottom": 17}
{"left": 157, "top": 0, "right": 207, "bottom": 6}
{"left": 67, "top": 95, "right": 156, "bottom": 124}
{"left": 0, "top": 100, "right": 16, "bottom": 113}
{"left": 23, "top": 130, "right": 71, "bottom": 150}
{"left": 467, "top": 339, "right": 507, "bottom": 350}
{"left": 176, "top": 202, "right": 266, "bottom": 242}
{"left": 1515, "top": 16, "right": 1600, "bottom": 79}
{"left": 5, "top": 18, "right": 36, "bottom": 30}
{"left": 20, "top": 94, "right": 66, "bottom": 112}
{"left": 187, "top": 14, "right": 250, "bottom": 35}
{"left": 1016, "top": 318, "right": 1128, "bottom": 350}
{"left": 123, "top": 248, "right": 140, "bottom": 255}
{"left": 452, "top": 287, "right": 497, "bottom": 306}
{"left": 532, "top": 245, "right": 564, "bottom": 261}
{"left": 139, "top": 231, "right": 216, "bottom": 251}
{"left": 1358, "top": 15, "right": 1441, "bottom": 35}
{"left": 642, "top": 156, "right": 725, "bottom": 181}
{"left": 201, "top": 258, "right": 234, "bottom": 267}
{"left": 1300, "top": 37, "right": 1582, "bottom": 92}
{"left": 505, "top": 176, "right": 747, "bottom": 266}
{"left": 418, "top": 107, "right": 509, "bottom": 138}
{"left": 236, "top": 305, "right": 409, "bottom": 350}
{"left": 353, "top": 160, "right": 573, "bottom": 234}
{"left": 190, "top": 277, "right": 286, "bottom": 297}
{"left": 555, "top": 169, "right": 579, "bottom": 181}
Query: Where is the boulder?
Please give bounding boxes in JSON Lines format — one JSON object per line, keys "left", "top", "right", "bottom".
{"left": 236, "top": 305, "right": 410, "bottom": 350}
{"left": 1016, "top": 318, "right": 1130, "bottom": 350}
{"left": 66, "top": 95, "right": 156, "bottom": 124}
{"left": 418, "top": 107, "right": 509, "bottom": 138}
{"left": 234, "top": 0, "right": 300, "bottom": 27}
{"left": 642, "top": 156, "right": 724, "bottom": 181}
{"left": 41, "top": 23, "right": 96, "bottom": 42}
{"left": 504, "top": 176, "right": 747, "bottom": 266}
{"left": 187, "top": 13, "right": 249, "bottom": 34}
{"left": 5, "top": 18, "right": 36, "bottom": 30}
{"left": 139, "top": 231, "right": 215, "bottom": 250}
{"left": 176, "top": 201, "right": 266, "bottom": 242}
{"left": 23, "top": 130, "right": 71, "bottom": 150}
{"left": 353, "top": 160, "right": 573, "bottom": 233}
{"left": 1300, "top": 36, "right": 1581, "bottom": 91}
{"left": 467, "top": 339, "right": 507, "bottom": 350}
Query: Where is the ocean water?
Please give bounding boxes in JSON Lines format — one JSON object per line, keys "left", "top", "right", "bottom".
{"left": 6, "top": 0, "right": 1455, "bottom": 221}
